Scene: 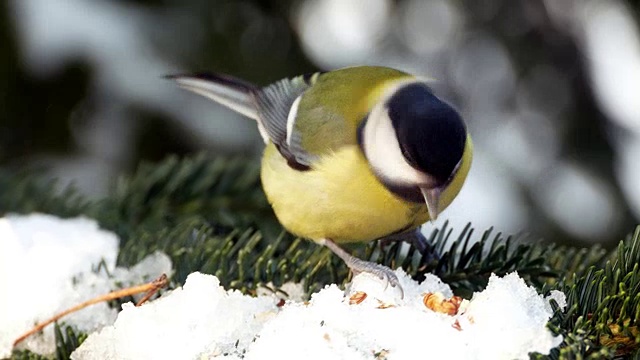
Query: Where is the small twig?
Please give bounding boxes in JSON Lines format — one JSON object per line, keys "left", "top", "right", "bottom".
{"left": 13, "top": 273, "right": 168, "bottom": 347}
{"left": 135, "top": 274, "right": 168, "bottom": 306}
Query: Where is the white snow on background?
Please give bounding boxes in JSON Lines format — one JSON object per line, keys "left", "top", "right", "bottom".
{"left": 73, "top": 271, "right": 563, "bottom": 360}
{"left": 0, "top": 214, "right": 172, "bottom": 358}
{"left": 9, "top": 0, "right": 258, "bottom": 197}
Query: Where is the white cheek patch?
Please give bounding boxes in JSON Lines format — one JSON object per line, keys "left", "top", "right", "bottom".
{"left": 363, "top": 104, "right": 431, "bottom": 186}
{"left": 286, "top": 95, "right": 302, "bottom": 147}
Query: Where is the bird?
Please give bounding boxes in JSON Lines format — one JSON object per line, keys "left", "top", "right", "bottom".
{"left": 168, "top": 66, "right": 472, "bottom": 294}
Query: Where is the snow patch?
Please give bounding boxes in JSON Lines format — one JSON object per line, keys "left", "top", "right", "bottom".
{"left": 0, "top": 214, "right": 172, "bottom": 358}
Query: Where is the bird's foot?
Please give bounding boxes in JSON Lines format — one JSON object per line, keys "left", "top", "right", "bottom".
{"left": 379, "top": 227, "right": 440, "bottom": 264}
{"left": 320, "top": 238, "right": 404, "bottom": 298}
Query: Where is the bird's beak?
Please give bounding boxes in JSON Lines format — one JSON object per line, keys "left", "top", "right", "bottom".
{"left": 420, "top": 187, "right": 442, "bottom": 221}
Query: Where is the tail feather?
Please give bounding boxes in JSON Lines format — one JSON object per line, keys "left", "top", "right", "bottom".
{"left": 166, "top": 73, "right": 260, "bottom": 120}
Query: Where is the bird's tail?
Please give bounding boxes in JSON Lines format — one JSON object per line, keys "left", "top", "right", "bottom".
{"left": 166, "top": 73, "right": 260, "bottom": 120}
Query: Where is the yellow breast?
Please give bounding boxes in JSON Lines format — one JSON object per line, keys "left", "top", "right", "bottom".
{"left": 260, "top": 143, "right": 430, "bottom": 243}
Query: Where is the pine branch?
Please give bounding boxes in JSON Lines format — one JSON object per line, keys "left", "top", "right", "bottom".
{"left": 117, "top": 217, "right": 347, "bottom": 294}
{"left": 3, "top": 154, "right": 640, "bottom": 359}
{"left": 91, "top": 153, "right": 282, "bottom": 257}
{"left": 0, "top": 169, "right": 88, "bottom": 217}
{"left": 542, "top": 227, "right": 640, "bottom": 359}
{"left": 366, "top": 223, "right": 564, "bottom": 298}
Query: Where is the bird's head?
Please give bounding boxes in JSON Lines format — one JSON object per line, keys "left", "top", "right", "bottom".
{"left": 358, "top": 81, "right": 470, "bottom": 221}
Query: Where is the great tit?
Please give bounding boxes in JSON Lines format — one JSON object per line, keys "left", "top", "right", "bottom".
{"left": 169, "top": 66, "right": 472, "bottom": 293}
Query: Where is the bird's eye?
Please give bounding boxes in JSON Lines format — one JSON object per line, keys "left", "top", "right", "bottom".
{"left": 400, "top": 143, "right": 417, "bottom": 167}
{"left": 401, "top": 146, "right": 410, "bottom": 159}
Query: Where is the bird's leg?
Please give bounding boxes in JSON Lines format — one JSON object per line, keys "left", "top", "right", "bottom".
{"left": 319, "top": 238, "right": 403, "bottom": 298}
{"left": 378, "top": 227, "right": 440, "bottom": 264}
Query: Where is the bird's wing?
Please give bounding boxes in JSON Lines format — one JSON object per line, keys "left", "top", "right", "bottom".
{"left": 254, "top": 74, "right": 323, "bottom": 169}
{"left": 168, "top": 72, "right": 322, "bottom": 170}
{"left": 169, "top": 66, "right": 412, "bottom": 170}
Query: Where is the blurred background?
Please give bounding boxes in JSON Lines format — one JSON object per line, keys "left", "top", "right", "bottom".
{"left": 1, "top": 0, "right": 639, "bottom": 247}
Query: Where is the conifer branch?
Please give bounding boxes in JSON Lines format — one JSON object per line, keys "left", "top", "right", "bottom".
{"left": 3, "top": 154, "right": 639, "bottom": 359}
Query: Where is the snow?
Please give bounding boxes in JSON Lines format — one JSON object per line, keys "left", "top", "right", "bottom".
{"left": 72, "top": 273, "right": 279, "bottom": 360}
{"left": 0, "top": 213, "right": 564, "bottom": 360}
{"left": 73, "top": 271, "right": 563, "bottom": 360}
{"left": 455, "top": 273, "right": 565, "bottom": 359}
{"left": 0, "top": 214, "right": 172, "bottom": 358}
{"left": 256, "top": 282, "right": 307, "bottom": 303}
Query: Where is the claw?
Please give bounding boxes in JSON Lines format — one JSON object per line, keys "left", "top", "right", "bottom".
{"left": 320, "top": 238, "right": 405, "bottom": 299}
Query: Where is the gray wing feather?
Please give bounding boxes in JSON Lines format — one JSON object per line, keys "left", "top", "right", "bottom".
{"left": 253, "top": 74, "right": 321, "bottom": 168}
{"left": 168, "top": 73, "right": 259, "bottom": 120}
{"left": 254, "top": 79, "right": 303, "bottom": 144}
{"left": 169, "top": 71, "right": 322, "bottom": 169}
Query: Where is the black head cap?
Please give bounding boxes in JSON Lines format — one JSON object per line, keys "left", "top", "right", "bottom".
{"left": 387, "top": 83, "right": 466, "bottom": 185}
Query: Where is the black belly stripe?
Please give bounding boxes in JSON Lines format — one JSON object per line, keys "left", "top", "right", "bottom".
{"left": 382, "top": 222, "right": 416, "bottom": 239}
{"left": 380, "top": 181, "right": 424, "bottom": 203}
